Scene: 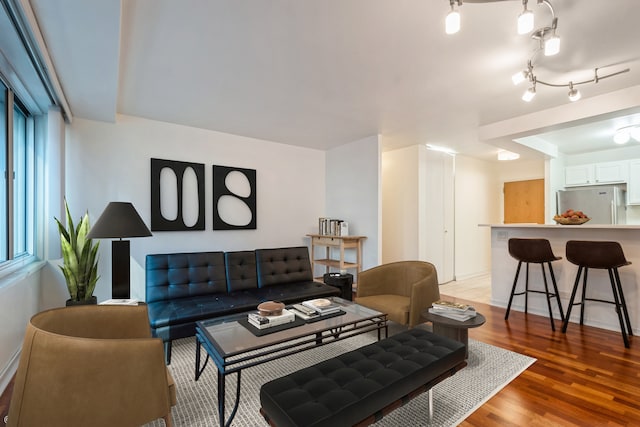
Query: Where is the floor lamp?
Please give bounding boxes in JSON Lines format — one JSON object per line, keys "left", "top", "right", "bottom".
{"left": 87, "top": 202, "right": 152, "bottom": 299}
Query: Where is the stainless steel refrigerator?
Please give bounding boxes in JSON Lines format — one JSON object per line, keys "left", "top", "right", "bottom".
{"left": 556, "top": 186, "right": 626, "bottom": 224}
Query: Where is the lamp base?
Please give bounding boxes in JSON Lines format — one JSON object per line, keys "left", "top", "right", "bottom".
{"left": 112, "top": 240, "right": 130, "bottom": 299}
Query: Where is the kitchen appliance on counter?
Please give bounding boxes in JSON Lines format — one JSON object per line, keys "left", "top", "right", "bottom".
{"left": 557, "top": 186, "right": 626, "bottom": 224}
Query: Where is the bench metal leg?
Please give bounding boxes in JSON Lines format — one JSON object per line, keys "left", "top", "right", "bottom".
{"left": 428, "top": 388, "right": 433, "bottom": 420}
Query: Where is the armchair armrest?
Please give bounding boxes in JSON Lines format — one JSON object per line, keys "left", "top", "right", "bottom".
{"left": 409, "top": 268, "right": 440, "bottom": 327}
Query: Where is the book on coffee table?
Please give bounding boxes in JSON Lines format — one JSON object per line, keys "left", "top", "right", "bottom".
{"left": 247, "top": 308, "right": 296, "bottom": 329}
{"left": 302, "top": 298, "right": 341, "bottom": 315}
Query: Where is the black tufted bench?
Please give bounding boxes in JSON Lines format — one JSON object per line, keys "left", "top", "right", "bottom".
{"left": 146, "top": 246, "right": 340, "bottom": 363}
{"left": 259, "top": 328, "right": 467, "bottom": 427}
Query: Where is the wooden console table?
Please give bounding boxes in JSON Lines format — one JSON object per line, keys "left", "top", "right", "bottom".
{"left": 306, "top": 234, "right": 366, "bottom": 281}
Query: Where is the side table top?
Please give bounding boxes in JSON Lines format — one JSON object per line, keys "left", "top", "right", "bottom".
{"left": 421, "top": 310, "right": 486, "bottom": 329}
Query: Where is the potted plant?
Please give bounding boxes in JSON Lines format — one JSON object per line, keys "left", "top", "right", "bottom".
{"left": 55, "top": 200, "right": 100, "bottom": 305}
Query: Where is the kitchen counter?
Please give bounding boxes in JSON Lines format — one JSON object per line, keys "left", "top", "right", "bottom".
{"left": 483, "top": 223, "right": 639, "bottom": 336}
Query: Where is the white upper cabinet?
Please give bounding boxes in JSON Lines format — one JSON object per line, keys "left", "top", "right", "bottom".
{"left": 594, "top": 161, "right": 628, "bottom": 184}
{"left": 627, "top": 160, "right": 640, "bottom": 205}
{"left": 565, "top": 164, "right": 595, "bottom": 186}
{"left": 565, "top": 161, "right": 628, "bottom": 187}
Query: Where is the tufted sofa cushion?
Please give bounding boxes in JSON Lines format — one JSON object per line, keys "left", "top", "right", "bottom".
{"left": 260, "top": 328, "right": 466, "bottom": 427}
{"left": 256, "top": 247, "right": 314, "bottom": 288}
{"left": 146, "top": 252, "right": 227, "bottom": 303}
{"left": 225, "top": 250, "right": 259, "bottom": 292}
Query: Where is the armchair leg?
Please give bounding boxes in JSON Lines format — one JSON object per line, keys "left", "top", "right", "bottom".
{"left": 163, "top": 413, "right": 173, "bottom": 427}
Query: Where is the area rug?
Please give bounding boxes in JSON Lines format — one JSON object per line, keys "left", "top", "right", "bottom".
{"left": 146, "top": 332, "right": 535, "bottom": 427}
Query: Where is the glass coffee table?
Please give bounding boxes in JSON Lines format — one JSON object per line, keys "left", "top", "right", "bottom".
{"left": 195, "top": 297, "right": 388, "bottom": 427}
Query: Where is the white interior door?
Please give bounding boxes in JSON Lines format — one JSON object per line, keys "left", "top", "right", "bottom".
{"left": 421, "top": 149, "right": 455, "bottom": 283}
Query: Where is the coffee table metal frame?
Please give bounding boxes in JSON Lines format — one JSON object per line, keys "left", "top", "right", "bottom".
{"left": 195, "top": 297, "right": 388, "bottom": 427}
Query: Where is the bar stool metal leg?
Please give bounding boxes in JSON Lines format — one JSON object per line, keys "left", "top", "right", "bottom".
{"left": 562, "top": 266, "right": 584, "bottom": 333}
{"left": 541, "top": 263, "right": 557, "bottom": 331}
{"left": 613, "top": 268, "right": 634, "bottom": 337}
{"left": 547, "top": 261, "right": 565, "bottom": 322}
{"left": 505, "top": 261, "right": 523, "bottom": 320}
{"left": 608, "top": 268, "right": 630, "bottom": 348}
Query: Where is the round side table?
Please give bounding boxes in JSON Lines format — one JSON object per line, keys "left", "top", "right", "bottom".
{"left": 421, "top": 309, "right": 486, "bottom": 358}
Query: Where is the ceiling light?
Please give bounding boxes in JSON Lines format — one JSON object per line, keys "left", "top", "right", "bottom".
{"left": 426, "top": 144, "right": 457, "bottom": 155}
{"left": 497, "top": 150, "right": 520, "bottom": 161}
{"left": 614, "top": 125, "right": 640, "bottom": 144}
{"left": 522, "top": 86, "right": 536, "bottom": 102}
{"left": 512, "top": 70, "right": 528, "bottom": 85}
{"left": 445, "top": 0, "right": 460, "bottom": 34}
{"left": 517, "top": 2, "right": 534, "bottom": 35}
{"left": 544, "top": 31, "right": 560, "bottom": 56}
{"left": 614, "top": 130, "right": 631, "bottom": 145}
{"left": 568, "top": 83, "right": 581, "bottom": 102}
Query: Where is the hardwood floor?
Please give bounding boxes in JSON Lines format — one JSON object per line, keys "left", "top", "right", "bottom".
{"left": 2, "top": 288, "right": 638, "bottom": 426}
{"left": 440, "top": 293, "right": 640, "bottom": 427}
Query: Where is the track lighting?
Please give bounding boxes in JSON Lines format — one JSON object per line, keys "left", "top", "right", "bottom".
{"left": 544, "top": 30, "right": 560, "bottom": 56}
{"left": 446, "top": 0, "right": 461, "bottom": 34}
{"left": 567, "top": 83, "right": 581, "bottom": 102}
{"left": 443, "top": 0, "right": 631, "bottom": 103}
{"left": 517, "top": 1, "right": 534, "bottom": 35}
{"left": 512, "top": 70, "right": 528, "bottom": 85}
{"left": 522, "top": 85, "right": 536, "bottom": 102}
{"left": 515, "top": 64, "right": 628, "bottom": 103}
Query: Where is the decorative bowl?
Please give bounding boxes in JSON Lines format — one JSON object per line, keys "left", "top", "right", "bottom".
{"left": 554, "top": 217, "right": 590, "bottom": 225}
{"left": 257, "top": 301, "right": 285, "bottom": 316}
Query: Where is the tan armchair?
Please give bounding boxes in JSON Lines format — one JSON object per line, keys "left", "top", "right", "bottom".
{"left": 7, "top": 304, "right": 176, "bottom": 427}
{"left": 355, "top": 261, "right": 440, "bottom": 327}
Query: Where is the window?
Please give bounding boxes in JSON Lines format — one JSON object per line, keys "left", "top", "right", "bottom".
{"left": 1, "top": 79, "right": 35, "bottom": 264}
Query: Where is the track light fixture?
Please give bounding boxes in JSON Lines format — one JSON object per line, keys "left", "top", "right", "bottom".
{"left": 446, "top": 0, "right": 631, "bottom": 102}
{"left": 512, "top": 64, "right": 629, "bottom": 102}
{"left": 522, "top": 85, "right": 536, "bottom": 102}
{"left": 567, "top": 82, "right": 581, "bottom": 102}
{"left": 517, "top": 0, "right": 534, "bottom": 35}
{"left": 446, "top": 0, "right": 462, "bottom": 34}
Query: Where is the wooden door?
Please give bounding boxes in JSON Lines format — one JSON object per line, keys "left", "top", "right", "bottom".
{"left": 504, "top": 179, "right": 545, "bottom": 224}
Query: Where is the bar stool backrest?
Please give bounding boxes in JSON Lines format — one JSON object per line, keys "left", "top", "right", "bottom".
{"left": 508, "top": 238, "right": 560, "bottom": 264}
{"left": 565, "top": 240, "right": 631, "bottom": 269}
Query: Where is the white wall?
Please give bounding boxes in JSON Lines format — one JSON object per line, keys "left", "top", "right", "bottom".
{"left": 65, "top": 114, "right": 327, "bottom": 302}
{"left": 381, "top": 146, "right": 420, "bottom": 262}
{"left": 454, "top": 155, "right": 501, "bottom": 279}
{"left": 325, "top": 135, "right": 381, "bottom": 276}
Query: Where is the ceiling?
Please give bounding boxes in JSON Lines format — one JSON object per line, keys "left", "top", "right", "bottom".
{"left": 27, "top": 0, "right": 640, "bottom": 161}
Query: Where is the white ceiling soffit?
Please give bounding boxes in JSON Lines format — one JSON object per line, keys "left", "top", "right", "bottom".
{"left": 28, "top": 0, "right": 121, "bottom": 123}
{"left": 25, "top": 1, "right": 640, "bottom": 160}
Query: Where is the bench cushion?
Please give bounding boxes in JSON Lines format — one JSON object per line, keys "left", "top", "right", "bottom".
{"left": 260, "top": 328, "right": 466, "bottom": 427}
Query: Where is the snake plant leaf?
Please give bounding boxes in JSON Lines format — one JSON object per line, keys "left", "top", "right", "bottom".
{"left": 56, "top": 200, "right": 100, "bottom": 302}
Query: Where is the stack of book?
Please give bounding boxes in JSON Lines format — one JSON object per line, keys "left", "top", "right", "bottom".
{"left": 428, "top": 300, "right": 477, "bottom": 321}
{"left": 302, "top": 298, "right": 341, "bottom": 315}
{"left": 247, "top": 308, "right": 295, "bottom": 330}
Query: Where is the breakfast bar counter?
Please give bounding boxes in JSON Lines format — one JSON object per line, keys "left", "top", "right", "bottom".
{"left": 481, "top": 223, "right": 639, "bottom": 335}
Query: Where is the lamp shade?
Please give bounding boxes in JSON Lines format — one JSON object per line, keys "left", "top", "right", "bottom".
{"left": 87, "top": 202, "right": 152, "bottom": 239}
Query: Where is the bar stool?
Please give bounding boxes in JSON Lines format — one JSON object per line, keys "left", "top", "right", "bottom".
{"left": 505, "top": 238, "right": 565, "bottom": 331}
{"left": 562, "top": 240, "right": 633, "bottom": 348}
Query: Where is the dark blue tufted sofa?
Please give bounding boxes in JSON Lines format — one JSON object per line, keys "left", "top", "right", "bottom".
{"left": 146, "top": 246, "right": 340, "bottom": 363}
{"left": 259, "top": 328, "right": 467, "bottom": 426}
